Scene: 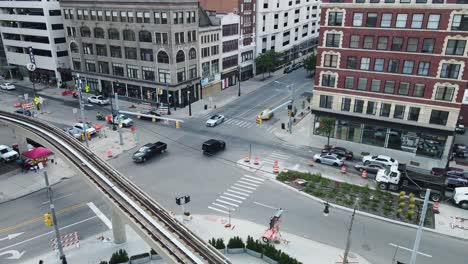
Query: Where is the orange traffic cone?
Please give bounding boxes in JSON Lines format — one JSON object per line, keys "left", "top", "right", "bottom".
{"left": 432, "top": 202, "right": 440, "bottom": 214}
{"left": 107, "top": 150, "right": 113, "bottom": 158}
{"left": 341, "top": 165, "right": 346, "bottom": 174}
{"left": 273, "top": 161, "right": 279, "bottom": 174}
{"left": 308, "top": 159, "right": 314, "bottom": 167}
{"left": 253, "top": 156, "right": 260, "bottom": 165}
{"left": 244, "top": 154, "right": 250, "bottom": 163}
{"left": 362, "top": 170, "right": 367, "bottom": 178}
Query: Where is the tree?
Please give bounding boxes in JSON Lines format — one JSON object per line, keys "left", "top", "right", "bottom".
{"left": 316, "top": 116, "right": 336, "bottom": 147}
{"left": 255, "top": 50, "right": 280, "bottom": 79}
{"left": 303, "top": 54, "right": 317, "bottom": 77}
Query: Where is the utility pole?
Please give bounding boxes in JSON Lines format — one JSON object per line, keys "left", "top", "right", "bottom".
{"left": 410, "top": 189, "right": 430, "bottom": 264}
{"left": 76, "top": 74, "right": 89, "bottom": 147}
{"left": 342, "top": 199, "right": 358, "bottom": 264}
{"left": 44, "top": 171, "right": 66, "bottom": 263}
{"left": 114, "top": 93, "right": 124, "bottom": 145}
{"left": 238, "top": 65, "right": 241, "bottom": 97}
{"left": 188, "top": 90, "right": 192, "bottom": 116}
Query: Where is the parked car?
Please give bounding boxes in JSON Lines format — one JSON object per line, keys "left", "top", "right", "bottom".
{"left": 321, "top": 146, "right": 353, "bottom": 160}
{"left": 110, "top": 114, "right": 134, "bottom": 127}
{"left": 354, "top": 162, "right": 387, "bottom": 174}
{"left": 431, "top": 166, "right": 464, "bottom": 177}
{"left": 362, "top": 155, "right": 398, "bottom": 167}
{"left": 456, "top": 124, "right": 465, "bottom": 134}
{"left": 206, "top": 114, "right": 225, "bottom": 127}
{"left": 87, "top": 95, "right": 110, "bottom": 105}
{"left": 292, "top": 62, "right": 303, "bottom": 70}
{"left": 260, "top": 109, "right": 274, "bottom": 120}
{"left": 132, "top": 142, "right": 167, "bottom": 163}
{"left": 73, "top": 122, "right": 97, "bottom": 135}
{"left": 202, "top": 139, "right": 225, "bottom": 155}
{"left": 14, "top": 109, "right": 32, "bottom": 116}
{"left": 66, "top": 127, "right": 84, "bottom": 140}
{"left": 0, "top": 145, "right": 19, "bottom": 162}
{"left": 283, "top": 66, "right": 293, "bottom": 74}
{"left": 313, "top": 153, "right": 344, "bottom": 167}
{"left": 453, "top": 144, "right": 467, "bottom": 158}
{"left": 0, "top": 83, "right": 16, "bottom": 90}
{"left": 140, "top": 110, "right": 161, "bottom": 121}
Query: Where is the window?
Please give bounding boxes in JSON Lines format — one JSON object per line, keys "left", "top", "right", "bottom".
{"left": 422, "top": 39, "right": 435, "bottom": 53}
{"left": 96, "top": 44, "right": 107, "bottom": 56}
{"left": 326, "top": 33, "right": 340, "bottom": 47}
{"left": 176, "top": 50, "right": 185, "bottom": 63}
{"left": 108, "top": 28, "right": 119, "bottom": 40}
{"left": 366, "top": 13, "right": 378, "bottom": 27}
{"left": 154, "top": 12, "right": 161, "bottom": 24}
{"left": 406, "top": 38, "right": 419, "bottom": 52}
{"left": 125, "top": 47, "right": 137, "bottom": 60}
{"left": 321, "top": 74, "right": 336, "bottom": 87}
{"left": 391, "top": 37, "right": 403, "bottom": 51}
{"left": 161, "top": 12, "right": 168, "bottom": 24}
{"left": 396, "top": 14, "right": 408, "bottom": 28}
{"left": 377, "top": 37, "right": 388, "bottom": 50}
{"left": 123, "top": 29, "right": 135, "bottom": 41}
{"left": 54, "top": 37, "right": 66, "bottom": 44}
{"left": 223, "top": 39, "right": 238, "bottom": 53}
{"left": 111, "top": 11, "right": 118, "bottom": 22}
{"left": 345, "top": 77, "right": 354, "bottom": 89}
{"left": 398, "top": 82, "right": 410, "bottom": 95}
{"left": 110, "top": 46, "right": 121, "bottom": 58}
{"left": 347, "top": 56, "right": 357, "bottom": 69}
{"left": 241, "top": 51, "right": 253, "bottom": 62}
{"left": 411, "top": 14, "right": 424, "bottom": 28}
{"left": 283, "top": 31, "right": 290, "bottom": 46}
{"left": 408, "top": 107, "right": 420, "bottom": 121}
{"left": 98, "top": 61, "right": 109, "bottom": 74}
{"left": 384, "top": 81, "right": 395, "bottom": 94}
{"left": 388, "top": 59, "right": 399, "bottom": 73}
{"left": 158, "top": 69, "right": 170, "bottom": 83}
{"left": 371, "top": 79, "right": 381, "bottom": 92}
{"left": 128, "top": 11, "right": 134, "bottom": 22}
{"left": 357, "top": 78, "right": 367, "bottom": 90}
{"left": 417, "top": 62, "right": 430, "bottom": 76}
{"left": 366, "top": 101, "right": 376, "bottom": 115}
{"left": 94, "top": 27, "right": 104, "bottom": 38}
{"left": 446, "top": 40, "right": 466, "bottom": 55}
{"left": 127, "top": 65, "right": 139, "bottom": 79}
{"left": 139, "top": 30, "right": 152, "bottom": 42}
{"left": 222, "top": 24, "right": 238, "bottom": 36}
{"left": 144, "top": 12, "right": 150, "bottom": 23}
{"left": 341, "top": 98, "right": 351, "bottom": 111}
{"left": 380, "top": 103, "right": 391, "bottom": 117}
{"left": 328, "top": 12, "right": 343, "bottom": 26}
{"left": 70, "top": 42, "right": 79, "bottom": 53}
{"left": 85, "top": 60, "right": 96, "bottom": 72}
{"left": 319, "top": 95, "right": 333, "bottom": 109}
{"left": 283, "top": 12, "right": 288, "bottom": 27}
{"left": 324, "top": 54, "right": 338, "bottom": 68}
{"left": 427, "top": 14, "right": 440, "bottom": 29}
{"left": 402, "top": 61, "right": 414, "bottom": 74}
{"left": 105, "top": 11, "right": 111, "bottom": 21}
{"left": 83, "top": 43, "right": 93, "bottom": 55}
{"left": 142, "top": 67, "right": 155, "bottom": 81}
{"left": 374, "top": 58, "right": 384, "bottom": 72}
{"left": 189, "top": 65, "right": 197, "bottom": 79}
{"left": 353, "top": 13, "right": 363, "bottom": 26}
{"left": 349, "top": 35, "right": 360, "bottom": 48}
{"left": 80, "top": 26, "right": 91, "bottom": 37}
{"left": 394, "top": 105, "right": 405, "bottom": 119}
{"left": 435, "top": 86, "right": 455, "bottom": 101}
{"left": 189, "top": 48, "right": 196, "bottom": 60}
{"left": 429, "top": 110, "right": 449, "bottom": 125}
{"left": 201, "top": 47, "right": 210, "bottom": 58}
{"left": 413, "top": 84, "right": 425, "bottom": 97}
{"left": 363, "top": 36, "right": 374, "bottom": 49}
{"left": 177, "top": 68, "right": 186, "bottom": 82}
{"left": 360, "top": 57, "right": 370, "bottom": 70}
{"left": 441, "top": 63, "right": 460, "bottom": 79}
{"left": 354, "top": 100, "right": 364, "bottom": 113}
{"left": 120, "top": 11, "right": 127, "bottom": 22}
{"left": 140, "top": 48, "right": 153, "bottom": 61}
{"left": 451, "top": 14, "right": 468, "bottom": 31}
{"left": 222, "top": 55, "right": 238, "bottom": 69}
{"left": 57, "top": 51, "right": 68, "bottom": 57}
{"left": 381, "top": 13, "right": 392, "bottom": 28}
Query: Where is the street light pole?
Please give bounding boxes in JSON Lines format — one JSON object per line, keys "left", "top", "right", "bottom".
{"left": 342, "top": 199, "right": 359, "bottom": 264}
{"left": 237, "top": 66, "right": 241, "bottom": 97}
{"left": 410, "top": 189, "right": 431, "bottom": 264}
{"left": 114, "top": 93, "right": 124, "bottom": 146}
{"left": 76, "top": 74, "right": 89, "bottom": 147}
{"left": 188, "top": 90, "right": 192, "bottom": 116}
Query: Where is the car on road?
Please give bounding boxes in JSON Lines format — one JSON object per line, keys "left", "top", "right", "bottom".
{"left": 73, "top": 122, "right": 97, "bottom": 135}
{"left": 260, "top": 109, "right": 274, "bottom": 120}
{"left": 14, "top": 109, "right": 32, "bottom": 116}
{"left": 321, "top": 146, "right": 353, "bottom": 160}
{"left": 202, "top": 139, "right": 225, "bottom": 155}
{"left": 292, "top": 62, "right": 303, "bottom": 70}
{"left": 453, "top": 144, "right": 467, "bottom": 158}
{"left": 0, "top": 145, "right": 19, "bottom": 162}
{"left": 362, "top": 155, "right": 398, "bottom": 167}
{"left": 110, "top": 114, "right": 134, "bottom": 127}
{"left": 206, "top": 114, "right": 225, "bottom": 127}
{"left": 0, "top": 83, "right": 15, "bottom": 90}
{"left": 87, "top": 95, "right": 110, "bottom": 105}
{"left": 140, "top": 110, "right": 161, "bottom": 121}
{"left": 354, "top": 162, "right": 387, "bottom": 174}
{"left": 313, "top": 153, "right": 344, "bottom": 167}
{"left": 132, "top": 142, "right": 167, "bottom": 163}
{"left": 456, "top": 124, "right": 465, "bottom": 134}
{"left": 67, "top": 127, "right": 84, "bottom": 140}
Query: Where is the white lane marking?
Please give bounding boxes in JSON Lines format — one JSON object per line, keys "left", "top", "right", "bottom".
{"left": 223, "top": 192, "right": 246, "bottom": 200}
{"left": 254, "top": 202, "right": 278, "bottom": 210}
{"left": 263, "top": 159, "right": 275, "bottom": 164}
{"left": 87, "top": 202, "right": 112, "bottom": 229}
{"left": 233, "top": 120, "right": 243, "bottom": 125}
{"left": 234, "top": 183, "right": 257, "bottom": 190}
{"left": 244, "top": 123, "right": 253, "bottom": 128}
{"left": 231, "top": 186, "right": 253, "bottom": 193}
{"left": 270, "top": 153, "right": 289, "bottom": 159}
{"left": 208, "top": 206, "right": 229, "bottom": 214}
{"left": 41, "top": 194, "right": 73, "bottom": 205}
{"left": 227, "top": 189, "right": 250, "bottom": 196}
{"left": 219, "top": 196, "right": 243, "bottom": 203}
{"left": 241, "top": 178, "right": 264, "bottom": 184}
{"left": 238, "top": 121, "right": 248, "bottom": 127}
{"left": 243, "top": 175, "right": 265, "bottom": 181}
{"left": 212, "top": 203, "right": 235, "bottom": 211}
{"left": 0, "top": 233, "right": 24, "bottom": 242}
{"left": 388, "top": 243, "right": 432, "bottom": 258}
{"left": 216, "top": 199, "right": 239, "bottom": 207}
{"left": 225, "top": 119, "right": 235, "bottom": 124}
{"left": 238, "top": 181, "right": 259, "bottom": 187}
{"left": 0, "top": 216, "right": 97, "bottom": 252}
{"left": 0, "top": 250, "right": 25, "bottom": 259}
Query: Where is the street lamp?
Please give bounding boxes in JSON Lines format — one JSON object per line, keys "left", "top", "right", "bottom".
{"left": 167, "top": 93, "right": 172, "bottom": 115}
{"left": 237, "top": 65, "right": 241, "bottom": 97}
{"left": 187, "top": 90, "right": 192, "bottom": 116}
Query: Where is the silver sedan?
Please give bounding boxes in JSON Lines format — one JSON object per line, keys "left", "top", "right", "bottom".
{"left": 313, "top": 153, "right": 344, "bottom": 167}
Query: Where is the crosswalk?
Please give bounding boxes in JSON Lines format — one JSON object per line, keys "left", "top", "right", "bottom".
{"left": 263, "top": 151, "right": 290, "bottom": 165}
{"left": 208, "top": 175, "right": 265, "bottom": 215}
{"left": 199, "top": 113, "right": 277, "bottom": 133}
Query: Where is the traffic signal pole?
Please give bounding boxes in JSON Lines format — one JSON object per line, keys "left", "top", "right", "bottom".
{"left": 114, "top": 93, "right": 124, "bottom": 145}
{"left": 44, "top": 171, "right": 66, "bottom": 263}
{"left": 76, "top": 74, "right": 89, "bottom": 147}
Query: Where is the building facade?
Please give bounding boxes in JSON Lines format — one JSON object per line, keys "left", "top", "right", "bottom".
{"left": 0, "top": 0, "right": 69, "bottom": 84}
{"left": 60, "top": 0, "right": 200, "bottom": 107}
{"left": 199, "top": 10, "right": 222, "bottom": 96}
{"left": 312, "top": 0, "right": 468, "bottom": 170}
{"left": 256, "top": 0, "right": 320, "bottom": 64}
{"left": 219, "top": 13, "right": 241, "bottom": 89}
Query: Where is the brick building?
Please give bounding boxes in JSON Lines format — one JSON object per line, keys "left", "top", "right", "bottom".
{"left": 311, "top": 0, "right": 468, "bottom": 170}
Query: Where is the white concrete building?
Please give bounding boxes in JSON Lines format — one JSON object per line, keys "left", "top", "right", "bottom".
{"left": 199, "top": 10, "right": 222, "bottom": 96}
{"left": 219, "top": 13, "right": 240, "bottom": 89}
{"left": 0, "top": 0, "right": 69, "bottom": 84}
{"left": 256, "top": 0, "right": 320, "bottom": 63}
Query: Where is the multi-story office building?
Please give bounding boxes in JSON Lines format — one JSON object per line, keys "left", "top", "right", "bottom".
{"left": 312, "top": 0, "right": 468, "bottom": 169}
{"left": 60, "top": 0, "right": 200, "bottom": 107}
{"left": 256, "top": 0, "right": 320, "bottom": 63}
{"left": 0, "top": 0, "right": 69, "bottom": 84}
{"left": 220, "top": 13, "right": 241, "bottom": 89}
{"left": 199, "top": 10, "right": 222, "bottom": 96}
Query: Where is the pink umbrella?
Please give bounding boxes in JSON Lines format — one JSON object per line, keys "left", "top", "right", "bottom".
{"left": 22, "top": 147, "right": 53, "bottom": 159}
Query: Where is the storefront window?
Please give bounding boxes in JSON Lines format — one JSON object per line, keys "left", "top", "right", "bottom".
{"left": 416, "top": 133, "right": 446, "bottom": 158}
{"left": 85, "top": 78, "right": 99, "bottom": 93}
{"left": 387, "top": 129, "right": 418, "bottom": 154}
{"left": 127, "top": 84, "right": 141, "bottom": 99}
{"left": 362, "top": 124, "right": 386, "bottom": 147}
{"left": 113, "top": 82, "right": 127, "bottom": 97}
{"left": 335, "top": 120, "right": 361, "bottom": 143}
{"left": 142, "top": 86, "right": 157, "bottom": 101}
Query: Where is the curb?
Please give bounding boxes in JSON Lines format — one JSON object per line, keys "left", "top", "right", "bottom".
{"left": 274, "top": 179, "right": 468, "bottom": 241}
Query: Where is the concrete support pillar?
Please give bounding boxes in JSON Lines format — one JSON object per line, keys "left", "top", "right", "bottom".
{"left": 112, "top": 208, "right": 126, "bottom": 244}
{"left": 14, "top": 131, "right": 29, "bottom": 154}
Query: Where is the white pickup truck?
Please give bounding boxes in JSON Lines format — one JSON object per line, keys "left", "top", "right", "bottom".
{"left": 453, "top": 187, "right": 468, "bottom": 210}
{"left": 0, "top": 145, "right": 19, "bottom": 162}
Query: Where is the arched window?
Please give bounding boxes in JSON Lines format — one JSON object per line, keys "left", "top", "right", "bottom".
{"left": 123, "top": 29, "right": 135, "bottom": 41}
{"left": 80, "top": 26, "right": 91, "bottom": 38}
{"left": 188, "top": 48, "right": 196, "bottom": 60}
{"left": 94, "top": 27, "right": 104, "bottom": 38}
{"left": 176, "top": 50, "right": 185, "bottom": 63}
{"left": 157, "top": 51, "right": 169, "bottom": 64}
{"left": 108, "top": 28, "right": 120, "bottom": 40}
{"left": 70, "top": 42, "right": 79, "bottom": 53}
{"left": 139, "top": 30, "right": 152, "bottom": 42}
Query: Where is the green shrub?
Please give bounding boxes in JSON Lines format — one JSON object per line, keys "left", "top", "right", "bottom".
{"left": 345, "top": 198, "right": 354, "bottom": 206}
{"left": 327, "top": 189, "right": 336, "bottom": 199}
{"left": 399, "top": 202, "right": 406, "bottom": 208}
{"left": 409, "top": 197, "right": 415, "bottom": 204}
{"left": 246, "top": 236, "right": 263, "bottom": 253}
{"left": 399, "top": 191, "right": 406, "bottom": 196}
{"left": 361, "top": 185, "right": 371, "bottom": 194}
{"left": 313, "top": 189, "right": 324, "bottom": 197}
{"left": 216, "top": 238, "right": 226, "bottom": 249}
{"left": 407, "top": 210, "right": 415, "bottom": 220}
{"left": 408, "top": 204, "right": 415, "bottom": 210}
{"left": 227, "top": 236, "right": 244, "bottom": 249}
{"left": 263, "top": 243, "right": 278, "bottom": 260}
{"left": 209, "top": 238, "right": 216, "bottom": 247}
{"left": 109, "top": 249, "right": 129, "bottom": 264}
{"left": 396, "top": 208, "right": 403, "bottom": 218}
{"left": 319, "top": 177, "right": 330, "bottom": 187}
{"left": 99, "top": 262, "right": 108, "bottom": 264}
{"left": 340, "top": 183, "right": 352, "bottom": 192}
{"left": 276, "top": 173, "right": 290, "bottom": 182}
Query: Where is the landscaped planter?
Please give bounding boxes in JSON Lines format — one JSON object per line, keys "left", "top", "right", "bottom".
{"left": 217, "top": 248, "right": 226, "bottom": 254}
{"left": 246, "top": 248, "right": 262, "bottom": 258}
{"left": 262, "top": 255, "right": 278, "bottom": 264}
{"left": 150, "top": 253, "right": 162, "bottom": 260}
{"left": 129, "top": 252, "right": 150, "bottom": 264}
{"left": 226, "top": 247, "right": 246, "bottom": 254}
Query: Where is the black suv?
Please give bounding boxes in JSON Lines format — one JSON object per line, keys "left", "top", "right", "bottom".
{"left": 202, "top": 139, "right": 225, "bottom": 155}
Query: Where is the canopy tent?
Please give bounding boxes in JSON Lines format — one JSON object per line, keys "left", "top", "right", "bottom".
{"left": 22, "top": 147, "right": 52, "bottom": 159}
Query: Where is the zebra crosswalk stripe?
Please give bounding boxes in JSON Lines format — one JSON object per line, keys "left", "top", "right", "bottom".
{"left": 208, "top": 206, "right": 229, "bottom": 214}
{"left": 243, "top": 175, "right": 265, "bottom": 181}
{"left": 216, "top": 199, "right": 239, "bottom": 207}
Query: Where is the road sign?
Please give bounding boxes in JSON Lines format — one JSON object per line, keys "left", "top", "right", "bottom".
{"left": 26, "top": 63, "right": 36, "bottom": 72}
{"left": 72, "top": 108, "right": 78, "bottom": 114}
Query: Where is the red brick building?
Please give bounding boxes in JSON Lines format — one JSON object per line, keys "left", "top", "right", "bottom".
{"left": 311, "top": 0, "right": 468, "bottom": 170}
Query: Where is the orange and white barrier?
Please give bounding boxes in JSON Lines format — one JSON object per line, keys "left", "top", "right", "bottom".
{"left": 341, "top": 165, "right": 346, "bottom": 174}
{"left": 362, "top": 170, "right": 367, "bottom": 178}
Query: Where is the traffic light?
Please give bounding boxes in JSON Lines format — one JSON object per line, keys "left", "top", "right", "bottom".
{"left": 288, "top": 110, "right": 292, "bottom": 117}
{"left": 44, "top": 213, "right": 52, "bottom": 227}
{"left": 256, "top": 115, "right": 262, "bottom": 125}
{"left": 175, "top": 121, "right": 180, "bottom": 129}
{"left": 287, "top": 104, "right": 292, "bottom": 110}
{"left": 184, "top": 195, "right": 190, "bottom": 204}
{"left": 176, "top": 197, "right": 181, "bottom": 205}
